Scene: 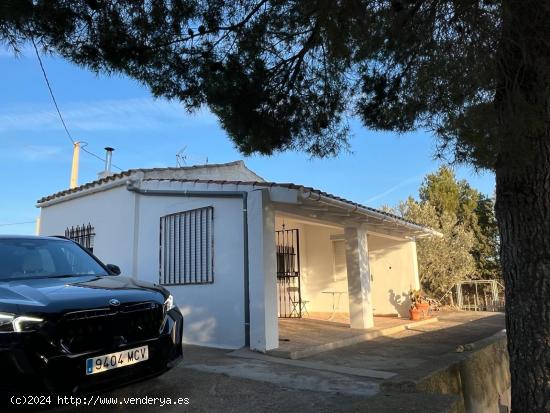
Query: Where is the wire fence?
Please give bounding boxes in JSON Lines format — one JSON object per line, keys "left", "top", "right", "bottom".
{"left": 438, "top": 279, "right": 505, "bottom": 312}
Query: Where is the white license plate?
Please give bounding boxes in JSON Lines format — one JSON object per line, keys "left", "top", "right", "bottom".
{"left": 86, "top": 345, "right": 149, "bottom": 375}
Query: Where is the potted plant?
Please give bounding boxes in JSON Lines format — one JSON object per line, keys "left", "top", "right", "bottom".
{"left": 409, "top": 289, "right": 430, "bottom": 318}
{"left": 409, "top": 304, "right": 422, "bottom": 321}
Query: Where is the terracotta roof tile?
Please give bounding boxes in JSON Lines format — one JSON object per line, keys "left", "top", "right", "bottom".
{"left": 37, "top": 168, "right": 432, "bottom": 232}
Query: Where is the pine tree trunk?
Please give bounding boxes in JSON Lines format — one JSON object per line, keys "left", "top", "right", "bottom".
{"left": 496, "top": 2, "right": 550, "bottom": 411}
{"left": 495, "top": 140, "right": 550, "bottom": 412}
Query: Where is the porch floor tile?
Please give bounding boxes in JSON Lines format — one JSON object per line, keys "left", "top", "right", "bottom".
{"left": 269, "top": 316, "right": 438, "bottom": 359}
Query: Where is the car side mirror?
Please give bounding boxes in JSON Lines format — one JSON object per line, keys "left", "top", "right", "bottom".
{"left": 106, "top": 264, "right": 121, "bottom": 275}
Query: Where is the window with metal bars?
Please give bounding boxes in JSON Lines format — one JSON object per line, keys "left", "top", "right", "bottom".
{"left": 159, "top": 207, "right": 214, "bottom": 285}
{"left": 65, "top": 224, "right": 95, "bottom": 253}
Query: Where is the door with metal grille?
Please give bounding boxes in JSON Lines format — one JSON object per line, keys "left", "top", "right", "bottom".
{"left": 276, "top": 228, "right": 302, "bottom": 318}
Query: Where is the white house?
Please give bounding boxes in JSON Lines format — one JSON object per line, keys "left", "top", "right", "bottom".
{"left": 37, "top": 161, "right": 439, "bottom": 352}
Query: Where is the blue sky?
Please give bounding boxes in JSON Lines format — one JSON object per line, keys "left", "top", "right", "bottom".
{"left": 0, "top": 46, "right": 495, "bottom": 235}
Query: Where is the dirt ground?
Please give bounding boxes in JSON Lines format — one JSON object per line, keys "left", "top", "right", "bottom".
{"left": 46, "top": 364, "right": 457, "bottom": 413}
{"left": 42, "top": 311, "right": 503, "bottom": 413}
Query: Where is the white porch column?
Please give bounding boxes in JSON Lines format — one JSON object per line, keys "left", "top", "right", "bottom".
{"left": 410, "top": 239, "right": 421, "bottom": 291}
{"left": 247, "top": 189, "right": 278, "bottom": 351}
{"left": 344, "top": 226, "right": 374, "bottom": 329}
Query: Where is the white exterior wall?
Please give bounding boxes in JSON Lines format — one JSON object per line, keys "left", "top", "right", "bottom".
{"left": 38, "top": 186, "right": 137, "bottom": 274}
{"left": 368, "top": 233, "right": 419, "bottom": 317}
{"left": 39, "top": 182, "right": 248, "bottom": 349}
{"left": 135, "top": 181, "right": 246, "bottom": 349}
{"left": 301, "top": 225, "right": 349, "bottom": 313}
{"left": 248, "top": 190, "right": 278, "bottom": 351}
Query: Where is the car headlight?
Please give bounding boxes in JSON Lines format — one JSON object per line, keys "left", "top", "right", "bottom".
{"left": 164, "top": 295, "right": 175, "bottom": 312}
{"left": 0, "top": 312, "right": 43, "bottom": 333}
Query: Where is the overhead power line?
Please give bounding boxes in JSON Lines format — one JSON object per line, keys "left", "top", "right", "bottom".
{"left": 31, "top": 38, "right": 75, "bottom": 146}
{"left": 31, "top": 39, "right": 124, "bottom": 172}
{"left": 81, "top": 143, "right": 122, "bottom": 171}
{"left": 0, "top": 221, "right": 35, "bottom": 227}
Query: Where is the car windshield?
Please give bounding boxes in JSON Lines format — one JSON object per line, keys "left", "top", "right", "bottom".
{"left": 0, "top": 238, "right": 108, "bottom": 281}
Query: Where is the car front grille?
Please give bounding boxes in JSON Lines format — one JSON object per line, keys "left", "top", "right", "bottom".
{"left": 59, "top": 302, "right": 164, "bottom": 353}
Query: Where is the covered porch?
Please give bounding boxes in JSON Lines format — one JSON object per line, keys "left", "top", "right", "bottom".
{"left": 273, "top": 210, "right": 425, "bottom": 327}
{"left": 247, "top": 185, "right": 439, "bottom": 352}
{"left": 270, "top": 206, "right": 437, "bottom": 356}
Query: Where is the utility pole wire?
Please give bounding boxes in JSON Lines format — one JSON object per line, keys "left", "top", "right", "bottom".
{"left": 31, "top": 38, "right": 75, "bottom": 146}
{"left": 81, "top": 144, "right": 123, "bottom": 171}
{"left": 0, "top": 221, "right": 35, "bottom": 227}
{"left": 31, "top": 39, "right": 124, "bottom": 172}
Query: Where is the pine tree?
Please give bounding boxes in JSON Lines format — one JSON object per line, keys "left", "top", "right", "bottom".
{"left": 1, "top": 2, "right": 547, "bottom": 409}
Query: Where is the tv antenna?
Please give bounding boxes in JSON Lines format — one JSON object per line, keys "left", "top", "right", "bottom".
{"left": 176, "top": 146, "right": 209, "bottom": 167}
{"left": 176, "top": 147, "right": 188, "bottom": 167}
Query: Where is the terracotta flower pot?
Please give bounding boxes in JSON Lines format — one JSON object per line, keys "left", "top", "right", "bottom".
{"left": 415, "top": 301, "right": 429, "bottom": 312}
{"left": 409, "top": 307, "right": 422, "bottom": 321}
{"left": 415, "top": 301, "right": 430, "bottom": 318}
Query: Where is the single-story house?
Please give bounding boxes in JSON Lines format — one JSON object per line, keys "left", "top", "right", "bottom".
{"left": 36, "top": 161, "right": 440, "bottom": 352}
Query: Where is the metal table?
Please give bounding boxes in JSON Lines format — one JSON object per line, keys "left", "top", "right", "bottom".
{"left": 322, "top": 291, "right": 346, "bottom": 320}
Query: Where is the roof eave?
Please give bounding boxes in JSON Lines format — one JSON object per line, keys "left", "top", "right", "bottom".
{"left": 36, "top": 174, "right": 441, "bottom": 238}
{"left": 297, "top": 188, "right": 440, "bottom": 237}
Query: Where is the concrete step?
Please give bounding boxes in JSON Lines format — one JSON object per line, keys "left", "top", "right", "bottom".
{"left": 229, "top": 348, "right": 397, "bottom": 380}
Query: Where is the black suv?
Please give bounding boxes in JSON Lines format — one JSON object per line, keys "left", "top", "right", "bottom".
{"left": 0, "top": 235, "right": 183, "bottom": 399}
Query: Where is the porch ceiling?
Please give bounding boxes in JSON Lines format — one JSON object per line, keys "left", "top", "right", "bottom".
{"left": 273, "top": 199, "right": 434, "bottom": 239}
{"left": 267, "top": 186, "right": 440, "bottom": 239}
